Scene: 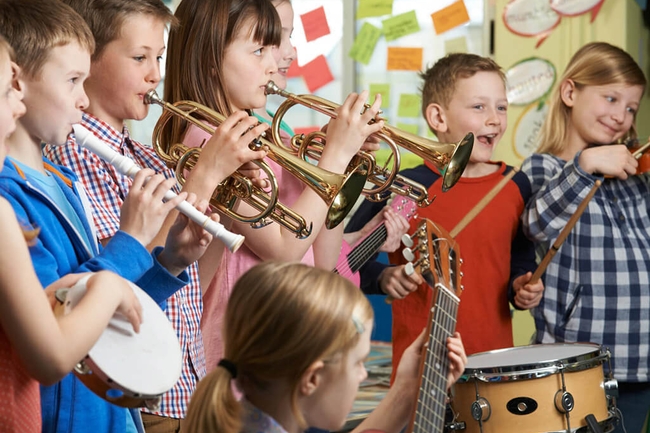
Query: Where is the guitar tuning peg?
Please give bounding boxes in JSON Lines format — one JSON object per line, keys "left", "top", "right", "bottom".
{"left": 401, "top": 233, "right": 414, "bottom": 248}
{"left": 402, "top": 247, "right": 415, "bottom": 262}
{"left": 460, "top": 285, "right": 464, "bottom": 291}
{"left": 459, "top": 258, "right": 464, "bottom": 264}
{"left": 460, "top": 272, "right": 464, "bottom": 278}
{"left": 404, "top": 262, "right": 415, "bottom": 276}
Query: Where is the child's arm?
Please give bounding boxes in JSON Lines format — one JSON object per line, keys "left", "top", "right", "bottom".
{"left": 0, "top": 198, "right": 142, "bottom": 385}
{"left": 351, "top": 330, "right": 466, "bottom": 433}
{"left": 227, "top": 92, "right": 384, "bottom": 265}
{"left": 378, "top": 265, "right": 424, "bottom": 299}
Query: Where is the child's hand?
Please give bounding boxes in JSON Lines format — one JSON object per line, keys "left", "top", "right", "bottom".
{"left": 579, "top": 144, "right": 637, "bottom": 179}
{"left": 157, "top": 194, "right": 216, "bottom": 276}
{"left": 393, "top": 328, "right": 427, "bottom": 396}
{"left": 88, "top": 271, "right": 143, "bottom": 334}
{"left": 379, "top": 264, "right": 423, "bottom": 299}
{"left": 193, "top": 111, "right": 268, "bottom": 185}
{"left": 320, "top": 91, "right": 384, "bottom": 170}
{"left": 378, "top": 208, "right": 410, "bottom": 253}
{"left": 446, "top": 332, "right": 467, "bottom": 389}
{"left": 119, "top": 169, "right": 186, "bottom": 246}
{"left": 512, "top": 271, "right": 544, "bottom": 309}
{"left": 44, "top": 273, "right": 93, "bottom": 309}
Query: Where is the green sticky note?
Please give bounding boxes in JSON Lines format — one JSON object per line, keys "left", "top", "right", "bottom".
{"left": 348, "top": 22, "right": 382, "bottom": 65}
{"left": 397, "top": 122, "right": 419, "bottom": 135}
{"left": 369, "top": 83, "right": 390, "bottom": 108}
{"left": 357, "top": 0, "right": 393, "bottom": 19}
{"left": 382, "top": 10, "right": 420, "bottom": 42}
{"left": 398, "top": 93, "right": 421, "bottom": 118}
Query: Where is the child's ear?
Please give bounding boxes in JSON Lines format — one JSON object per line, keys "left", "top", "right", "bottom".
{"left": 560, "top": 79, "right": 577, "bottom": 107}
{"left": 425, "top": 102, "right": 447, "bottom": 134}
{"left": 298, "top": 360, "right": 325, "bottom": 397}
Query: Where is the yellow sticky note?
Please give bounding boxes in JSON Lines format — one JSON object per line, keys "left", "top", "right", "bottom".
{"left": 369, "top": 83, "right": 391, "bottom": 108}
{"left": 444, "top": 36, "right": 468, "bottom": 54}
{"left": 387, "top": 47, "right": 423, "bottom": 71}
{"left": 397, "top": 94, "right": 421, "bottom": 118}
{"left": 357, "top": 0, "right": 393, "bottom": 19}
{"left": 397, "top": 122, "right": 419, "bottom": 135}
{"left": 348, "top": 22, "right": 382, "bottom": 65}
{"left": 432, "top": 0, "right": 470, "bottom": 35}
{"left": 382, "top": 10, "right": 420, "bottom": 42}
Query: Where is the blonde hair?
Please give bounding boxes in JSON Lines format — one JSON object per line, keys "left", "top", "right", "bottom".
{"left": 59, "top": 0, "right": 176, "bottom": 61}
{"left": 537, "top": 42, "right": 647, "bottom": 155}
{"left": 162, "top": 0, "right": 281, "bottom": 147}
{"left": 183, "top": 262, "right": 374, "bottom": 433}
{"left": 0, "top": 0, "right": 95, "bottom": 79}
{"left": 420, "top": 53, "right": 505, "bottom": 116}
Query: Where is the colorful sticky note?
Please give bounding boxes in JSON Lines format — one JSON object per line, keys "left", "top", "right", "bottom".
{"left": 397, "top": 94, "right": 421, "bottom": 118}
{"left": 444, "top": 36, "right": 468, "bottom": 54}
{"left": 369, "top": 83, "right": 391, "bottom": 108}
{"left": 382, "top": 10, "right": 420, "bottom": 42}
{"left": 357, "top": 0, "right": 394, "bottom": 19}
{"left": 432, "top": 0, "right": 470, "bottom": 35}
{"left": 397, "top": 122, "right": 419, "bottom": 135}
{"left": 300, "top": 55, "right": 334, "bottom": 93}
{"left": 386, "top": 47, "right": 423, "bottom": 71}
{"left": 300, "top": 6, "right": 331, "bottom": 43}
{"left": 348, "top": 22, "right": 382, "bottom": 65}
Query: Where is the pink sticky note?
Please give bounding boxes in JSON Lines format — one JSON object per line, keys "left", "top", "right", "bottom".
{"left": 301, "top": 6, "right": 331, "bottom": 42}
{"left": 300, "top": 55, "right": 334, "bottom": 93}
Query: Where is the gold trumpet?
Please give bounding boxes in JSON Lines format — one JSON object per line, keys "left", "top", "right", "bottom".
{"left": 264, "top": 81, "right": 474, "bottom": 207}
{"left": 145, "top": 90, "right": 368, "bottom": 237}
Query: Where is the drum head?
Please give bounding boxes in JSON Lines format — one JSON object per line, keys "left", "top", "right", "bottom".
{"left": 65, "top": 277, "right": 182, "bottom": 397}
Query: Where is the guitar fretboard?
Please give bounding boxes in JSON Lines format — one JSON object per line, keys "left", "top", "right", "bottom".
{"left": 411, "top": 286, "right": 459, "bottom": 433}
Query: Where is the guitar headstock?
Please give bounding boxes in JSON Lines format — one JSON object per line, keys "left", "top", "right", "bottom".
{"left": 401, "top": 218, "right": 462, "bottom": 296}
{"left": 389, "top": 196, "right": 418, "bottom": 221}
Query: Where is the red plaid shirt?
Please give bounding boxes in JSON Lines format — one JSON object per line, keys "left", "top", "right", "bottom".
{"left": 43, "top": 113, "right": 206, "bottom": 419}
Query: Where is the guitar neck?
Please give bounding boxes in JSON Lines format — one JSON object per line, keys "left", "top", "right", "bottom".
{"left": 409, "top": 286, "right": 459, "bottom": 433}
{"left": 339, "top": 223, "right": 388, "bottom": 274}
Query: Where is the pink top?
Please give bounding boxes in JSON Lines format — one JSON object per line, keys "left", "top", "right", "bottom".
{"left": 0, "top": 328, "right": 41, "bottom": 433}
{"left": 184, "top": 125, "right": 314, "bottom": 370}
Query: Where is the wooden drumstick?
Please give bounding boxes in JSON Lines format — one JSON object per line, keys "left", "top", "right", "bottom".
{"left": 449, "top": 166, "right": 519, "bottom": 238}
{"left": 386, "top": 167, "right": 518, "bottom": 304}
{"left": 529, "top": 180, "right": 602, "bottom": 284}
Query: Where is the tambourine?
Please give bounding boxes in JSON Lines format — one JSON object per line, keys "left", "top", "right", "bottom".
{"left": 55, "top": 275, "right": 182, "bottom": 411}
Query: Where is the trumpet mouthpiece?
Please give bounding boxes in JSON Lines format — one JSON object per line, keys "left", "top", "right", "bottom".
{"left": 144, "top": 89, "right": 162, "bottom": 106}
{"left": 264, "top": 81, "right": 283, "bottom": 96}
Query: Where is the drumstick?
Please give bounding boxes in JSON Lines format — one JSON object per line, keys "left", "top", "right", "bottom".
{"left": 386, "top": 167, "right": 518, "bottom": 304}
{"left": 449, "top": 166, "right": 519, "bottom": 238}
{"left": 72, "top": 124, "right": 245, "bottom": 253}
{"left": 529, "top": 180, "right": 602, "bottom": 283}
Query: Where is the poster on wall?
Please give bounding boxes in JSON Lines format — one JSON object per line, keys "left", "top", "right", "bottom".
{"left": 502, "top": 0, "right": 560, "bottom": 47}
{"left": 505, "top": 57, "right": 556, "bottom": 105}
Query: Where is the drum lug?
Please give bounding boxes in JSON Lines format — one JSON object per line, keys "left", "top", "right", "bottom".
{"left": 445, "top": 421, "right": 466, "bottom": 430}
{"left": 604, "top": 377, "right": 619, "bottom": 398}
{"left": 554, "top": 390, "right": 574, "bottom": 413}
{"left": 74, "top": 360, "right": 91, "bottom": 375}
{"left": 471, "top": 397, "right": 491, "bottom": 422}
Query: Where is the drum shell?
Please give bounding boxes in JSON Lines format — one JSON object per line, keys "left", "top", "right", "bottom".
{"left": 450, "top": 343, "right": 613, "bottom": 433}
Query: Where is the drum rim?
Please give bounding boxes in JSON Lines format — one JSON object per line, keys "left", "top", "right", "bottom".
{"left": 457, "top": 343, "right": 609, "bottom": 383}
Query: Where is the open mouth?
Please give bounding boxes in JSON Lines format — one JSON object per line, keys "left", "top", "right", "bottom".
{"left": 476, "top": 134, "right": 497, "bottom": 146}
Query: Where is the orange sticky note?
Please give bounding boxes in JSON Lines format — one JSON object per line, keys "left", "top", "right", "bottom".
{"left": 431, "top": 0, "right": 470, "bottom": 35}
{"left": 301, "top": 6, "right": 331, "bottom": 43}
{"left": 386, "top": 47, "right": 423, "bottom": 71}
{"left": 301, "top": 55, "right": 334, "bottom": 93}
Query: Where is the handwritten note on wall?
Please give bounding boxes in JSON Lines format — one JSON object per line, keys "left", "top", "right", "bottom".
{"left": 301, "top": 6, "right": 331, "bottom": 42}
{"left": 382, "top": 10, "right": 420, "bottom": 41}
{"left": 348, "top": 22, "right": 382, "bottom": 65}
{"left": 357, "top": 0, "right": 394, "bottom": 19}
{"left": 386, "top": 47, "right": 423, "bottom": 71}
{"left": 432, "top": 0, "right": 470, "bottom": 34}
{"left": 397, "top": 94, "right": 421, "bottom": 118}
{"left": 369, "top": 83, "right": 391, "bottom": 108}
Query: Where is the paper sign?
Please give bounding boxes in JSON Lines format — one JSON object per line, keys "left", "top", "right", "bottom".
{"left": 397, "top": 94, "right": 421, "bottom": 118}
{"left": 369, "top": 83, "right": 391, "bottom": 108}
{"left": 295, "top": 126, "right": 321, "bottom": 136}
{"left": 382, "top": 10, "right": 420, "bottom": 42}
{"left": 348, "top": 22, "right": 382, "bottom": 65}
{"left": 503, "top": 0, "right": 561, "bottom": 47}
{"left": 301, "top": 55, "right": 334, "bottom": 93}
{"left": 512, "top": 102, "right": 549, "bottom": 159}
{"left": 357, "top": 0, "right": 394, "bottom": 19}
{"left": 444, "top": 36, "right": 468, "bottom": 54}
{"left": 550, "top": 0, "right": 605, "bottom": 22}
{"left": 301, "top": 6, "right": 331, "bottom": 43}
{"left": 506, "top": 57, "right": 556, "bottom": 105}
{"left": 387, "top": 47, "right": 423, "bottom": 71}
{"left": 397, "top": 122, "right": 419, "bottom": 135}
{"left": 432, "top": 0, "right": 470, "bottom": 35}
